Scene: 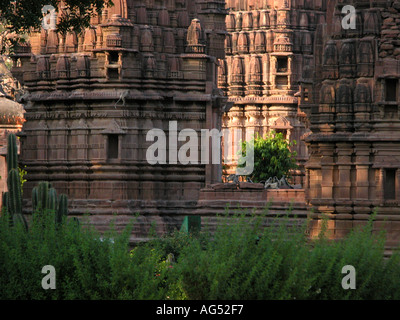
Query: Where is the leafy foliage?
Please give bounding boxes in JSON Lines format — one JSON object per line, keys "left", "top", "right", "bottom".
{"left": 1, "top": 0, "right": 113, "bottom": 33}
{"left": 0, "top": 209, "right": 176, "bottom": 299}
{"left": 172, "top": 213, "right": 400, "bottom": 300}
{"left": 238, "top": 131, "right": 298, "bottom": 183}
{"left": 0, "top": 0, "right": 114, "bottom": 53}
{"left": 18, "top": 166, "right": 27, "bottom": 194}
{"left": 2, "top": 207, "right": 400, "bottom": 300}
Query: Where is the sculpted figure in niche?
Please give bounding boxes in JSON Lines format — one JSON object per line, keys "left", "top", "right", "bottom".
{"left": 187, "top": 19, "right": 204, "bottom": 46}
{"left": 336, "top": 82, "right": 353, "bottom": 105}
{"left": 357, "top": 41, "right": 373, "bottom": 77}
{"left": 363, "top": 10, "right": 380, "bottom": 35}
{"left": 320, "top": 82, "right": 335, "bottom": 104}
{"left": 354, "top": 83, "right": 371, "bottom": 103}
{"left": 323, "top": 41, "right": 338, "bottom": 65}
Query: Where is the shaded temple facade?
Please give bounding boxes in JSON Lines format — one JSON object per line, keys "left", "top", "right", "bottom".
{"left": 12, "top": 0, "right": 400, "bottom": 245}
{"left": 11, "top": 0, "right": 227, "bottom": 225}
{"left": 219, "top": 0, "right": 327, "bottom": 184}
{"left": 299, "top": 0, "right": 400, "bottom": 244}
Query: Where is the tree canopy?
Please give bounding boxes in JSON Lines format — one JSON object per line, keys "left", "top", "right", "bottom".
{"left": 238, "top": 131, "right": 298, "bottom": 183}
{"left": 0, "top": 0, "right": 113, "bottom": 52}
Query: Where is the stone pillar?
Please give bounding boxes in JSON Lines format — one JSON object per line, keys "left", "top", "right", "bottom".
{"left": 336, "top": 142, "right": 353, "bottom": 216}
{"left": 316, "top": 143, "right": 336, "bottom": 222}
{"left": 288, "top": 56, "right": 292, "bottom": 89}
{"left": 378, "top": 168, "right": 385, "bottom": 205}
{"left": 336, "top": 143, "right": 352, "bottom": 200}
{"left": 396, "top": 169, "right": 400, "bottom": 201}
{"left": 37, "top": 122, "right": 48, "bottom": 162}
{"left": 319, "top": 143, "right": 335, "bottom": 200}
{"left": 225, "top": 108, "right": 244, "bottom": 173}
{"left": 354, "top": 143, "right": 370, "bottom": 200}
{"left": 261, "top": 107, "right": 269, "bottom": 138}
{"left": 244, "top": 105, "right": 261, "bottom": 140}
{"left": 305, "top": 143, "right": 322, "bottom": 203}
{"left": 271, "top": 55, "right": 276, "bottom": 88}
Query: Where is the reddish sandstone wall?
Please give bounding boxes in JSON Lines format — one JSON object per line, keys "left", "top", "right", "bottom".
{"left": 62, "top": 188, "right": 309, "bottom": 243}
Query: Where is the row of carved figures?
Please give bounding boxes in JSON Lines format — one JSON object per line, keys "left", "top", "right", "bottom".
{"left": 226, "top": 10, "right": 325, "bottom": 31}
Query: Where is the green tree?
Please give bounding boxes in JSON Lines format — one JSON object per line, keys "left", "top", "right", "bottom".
{"left": 238, "top": 131, "right": 298, "bottom": 183}
{"left": 0, "top": 0, "right": 113, "bottom": 53}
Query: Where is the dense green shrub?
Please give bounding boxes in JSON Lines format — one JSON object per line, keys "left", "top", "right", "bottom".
{"left": 238, "top": 131, "right": 298, "bottom": 182}
{"left": 172, "top": 213, "right": 400, "bottom": 300}
{"left": 0, "top": 210, "right": 174, "bottom": 300}
{"left": 1, "top": 208, "right": 400, "bottom": 300}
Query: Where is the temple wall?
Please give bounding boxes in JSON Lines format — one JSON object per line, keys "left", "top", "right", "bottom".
{"left": 10, "top": 0, "right": 400, "bottom": 249}
{"left": 64, "top": 187, "right": 309, "bottom": 243}
{"left": 298, "top": 0, "right": 400, "bottom": 248}
{"left": 219, "top": 0, "right": 327, "bottom": 185}
{"left": 12, "top": 0, "right": 227, "bottom": 218}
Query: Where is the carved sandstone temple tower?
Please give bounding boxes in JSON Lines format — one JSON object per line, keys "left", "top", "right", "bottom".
{"left": 11, "top": 0, "right": 227, "bottom": 232}
{"left": 219, "top": 0, "right": 326, "bottom": 184}
{"left": 299, "top": 0, "right": 400, "bottom": 245}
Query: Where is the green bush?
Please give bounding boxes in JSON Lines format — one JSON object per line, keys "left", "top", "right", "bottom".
{"left": 238, "top": 131, "right": 298, "bottom": 182}
{"left": 0, "top": 210, "right": 174, "bottom": 300}
{"left": 172, "top": 213, "right": 400, "bottom": 300}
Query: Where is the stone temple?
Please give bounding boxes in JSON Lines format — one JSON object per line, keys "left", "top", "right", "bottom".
{"left": 10, "top": 0, "right": 227, "bottom": 234}
{"left": 219, "top": 0, "right": 327, "bottom": 185}
{"left": 299, "top": 0, "right": 400, "bottom": 245}
{"left": 7, "top": 0, "right": 400, "bottom": 246}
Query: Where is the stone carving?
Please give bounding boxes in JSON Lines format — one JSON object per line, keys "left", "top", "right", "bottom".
{"left": 11, "top": 0, "right": 228, "bottom": 217}
{"left": 297, "top": 0, "right": 400, "bottom": 242}
{"left": 220, "top": 1, "right": 325, "bottom": 185}
{"left": 14, "top": 0, "right": 400, "bottom": 247}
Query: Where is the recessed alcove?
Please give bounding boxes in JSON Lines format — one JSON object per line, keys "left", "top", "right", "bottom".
{"left": 107, "top": 134, "right": 119, "bottom": 160}
{"left": 385, "top": 79, "right": 397, "bottom": 102}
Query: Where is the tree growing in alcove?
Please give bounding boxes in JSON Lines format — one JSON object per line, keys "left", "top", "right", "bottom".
{"left": 238, "top": 131, "right": 298, "bottom": 183}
